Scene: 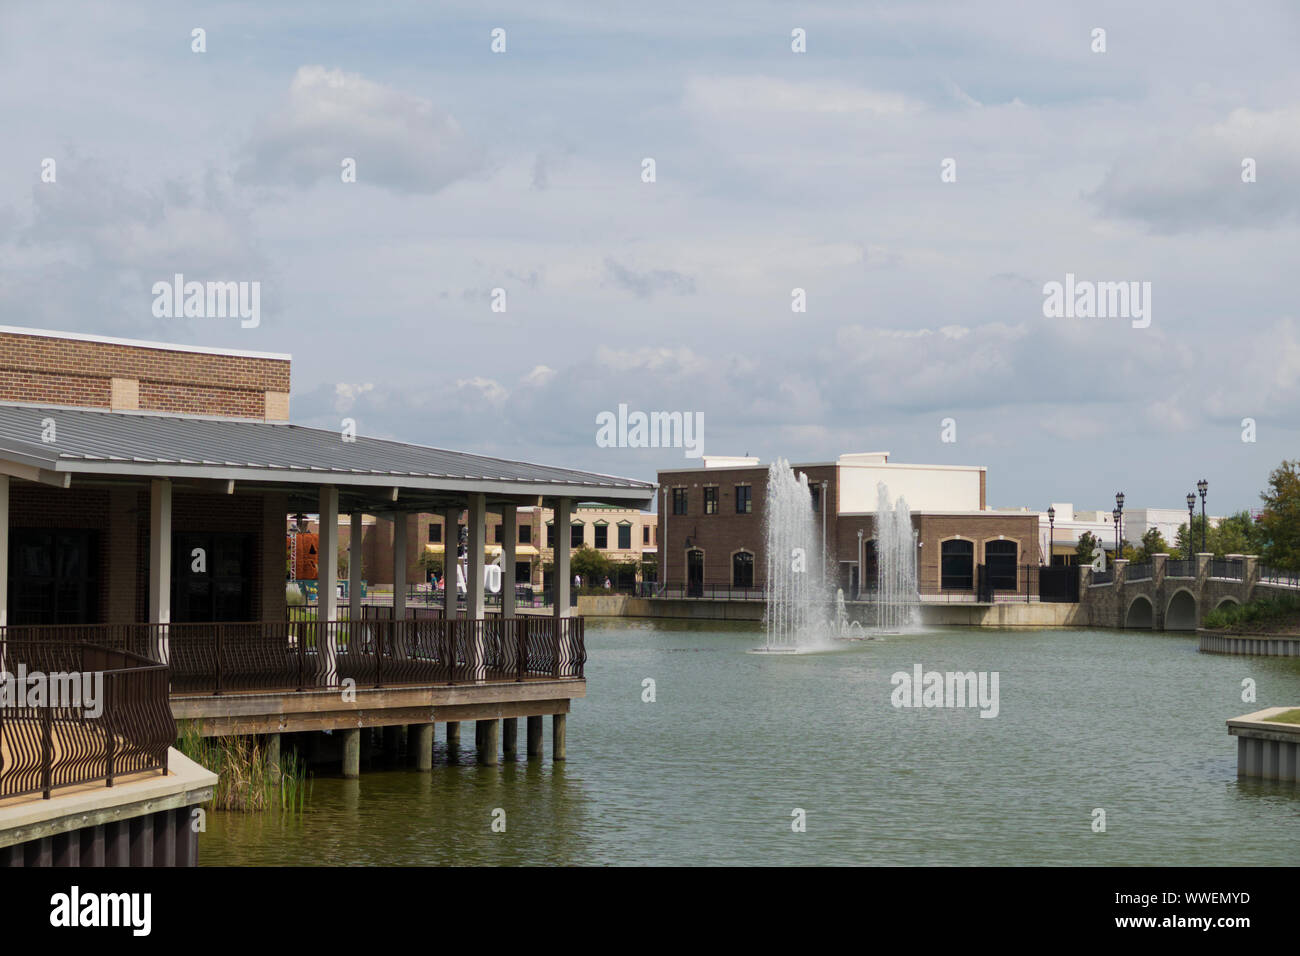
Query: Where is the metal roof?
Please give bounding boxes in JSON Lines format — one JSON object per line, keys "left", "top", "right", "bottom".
{"left": 0, "top": 404, "right": 656, "bottom": 505}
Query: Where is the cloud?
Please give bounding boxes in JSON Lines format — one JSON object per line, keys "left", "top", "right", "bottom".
{"left": 238, "top": 66, "right": 483, "bottom": 194}
{"left": 602, "top": 258, "right": 696, "bottom": 299}
{"left": 684, "top": 75, "right": 913, "bottom": 116}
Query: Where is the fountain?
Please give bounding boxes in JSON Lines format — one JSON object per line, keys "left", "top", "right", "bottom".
{"left": 870, "top": 482, "right": 919, "bottom": 632}
{"left": 760, "top": 459, "right": 829, "bottom": 652}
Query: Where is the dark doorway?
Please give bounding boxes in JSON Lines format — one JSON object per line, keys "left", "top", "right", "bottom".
{"left": 687, "top": 549, "right": 704, "bottom": 597}
{"left": 171, "top": 532, "right": 254, "bottom": 622}
{"left": 940, "top": 539, "right": 974, "bottom": 591}
{"left": 985, "top": 540, "right": 1018, "bottom": 591}
{"left": 9, "top": 529, "right": 100, "bottom": 625}
{"left": 732, "top": 551, "right": 754, "bottom": 588}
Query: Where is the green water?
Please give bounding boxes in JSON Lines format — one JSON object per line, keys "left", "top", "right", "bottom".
{"left": 202, "top": 621, "right": 1300, "bottom": 866}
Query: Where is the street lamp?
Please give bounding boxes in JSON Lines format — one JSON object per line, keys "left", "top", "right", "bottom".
{"left": 1112, "top": 507, "right": 1121, "bottom": 560}
{"left": 1186, "top": 492, "right": 1196, "bottom": 559}
{"left": 1046, "top": 506, "right": 1055, "bottom": 566}
{"left": 1197, "top": 479, "right": 1208, "bottom": 554}
{"left": 1114, "top": 492, "right": 1125, "bottom": 558}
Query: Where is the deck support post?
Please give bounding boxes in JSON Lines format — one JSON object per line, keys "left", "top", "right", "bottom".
{"left": 502, "top": 717, "right": 518, "bottom": 761}
{"left": 342, "top": 728, "right": 361, "bottom": 778}
{"left": 552, "top": 713, "right": 566, "bottom": 762}
{"left": 476, "top": 719, "right": 499, "bottom": 765}
{"left": 446, "top": 721, "right": 460, "bottom": 762}
{"left": 527, "top": 715, "right": 543, "bottom": 758}
{"left": 413, "top": 723, "right": 433, "bottom": 771}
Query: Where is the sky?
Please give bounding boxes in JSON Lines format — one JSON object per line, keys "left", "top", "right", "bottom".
{"left": 2, "top": 1, "right": 1298, "bottom": 515}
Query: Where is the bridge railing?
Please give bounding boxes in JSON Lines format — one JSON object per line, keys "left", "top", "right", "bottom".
{"left": 1126, "top": 562, "right": 1153, "bottom": 582}
{"left": 1090, "top": 569, "right": 1114, "bottom": 585}
{"left": 1166, "top": 559, "right": 1196, "bottom": 578}
{"left": 1259, "top": 566, "right": 1300, "bottom": 588}
{"left": 1209, "top": 559, "right": 1244, "bottom": 580}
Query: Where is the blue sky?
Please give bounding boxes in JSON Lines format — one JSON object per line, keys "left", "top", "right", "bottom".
{"left": 2, "top": 1, "right": 1298, "bottom": 514}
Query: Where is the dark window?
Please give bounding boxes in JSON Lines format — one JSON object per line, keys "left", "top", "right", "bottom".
{"left": 643, "top": 526, "right": 650, "bottom": 545}
{"left": 735, "top": 485, "right": 752, "bottom": 514}
{"left": 428, "top": 523, "right": 441, "bottom": 543}
{"left": 687, "top": 549, "right": 704, "bottom": 597}
{"left": 493, "top": 524, "right": 502, "bottom": 544}
{"left": 862, "top": 539, "right": 879, "bottom": 590}
{"left": 570, "top": 524, "right": 584, "bottom": 549}
{"left": 9, "top": 529, "right": 100, "bottom": 626}
{"left": 519, "top": 524, "right": 532, "bottom": 545}
{"left": 704, "top": 487, "right": 718, "bottom": 514}
{"left": 594, "top": 524, "right": 608, "bottom": 549}
{"left": 985, "top": 540, "right": 1018, "bottom": 590}
{"left": 810, "top": 485, "right": 821, "bottom": 513}
{"left": 672, "top": 488, "right": 688, "bottom": 515}
{"left": 733, "top": 551, "right": 754, "bottom": 587}
{"left": 941, "top": 539, "right": 975, "bottom": 591}
{"left": 172, "top": 532, "right": 254, "bottom": 622}
{"left": 618, "top": 523, "right": 632, "bottom": 549}
{"left": 546, "top": 524, "right": 555, "bottom": 548}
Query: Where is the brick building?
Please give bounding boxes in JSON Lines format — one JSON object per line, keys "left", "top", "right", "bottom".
{"left": 657, "top": 452, "right": 1041, "bottom": 599}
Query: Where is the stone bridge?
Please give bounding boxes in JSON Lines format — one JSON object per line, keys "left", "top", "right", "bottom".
{"left": 1081, "top": 553, "right": 1299, "bottom": 630}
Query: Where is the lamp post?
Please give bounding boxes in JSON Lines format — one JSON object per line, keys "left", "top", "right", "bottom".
{"left": 1046, "top": 506, "right": 1055, "bottom": 567}
{"left": 857, "top": 528, "right": 864, "bottom": 600}
{"left": 1114, "top": 491, "right": 1125, "bottom": 559}
{"left": 1186, "top": 492, "right": 1196, "bottom": 559}
{"left": 1197, "top": 479, "right": 1208, "bottom": 554}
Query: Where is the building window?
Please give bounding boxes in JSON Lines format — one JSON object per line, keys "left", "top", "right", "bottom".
{"left": 173, "top": 532, "right": 254, "bottom": 622}
{"left": 618, "top": 523, "right": 632, "bottom": 550}
{"left": 519, "top": 524, "right": 532, "bottom": 545}
{"left": 643, "top": 526, "right": 650, "bottom": 545}
{"left": 941, "top": 539, "right": 975, "bottom": 591}
{"left": 571, "top": 523, "right": 584, "bottom": 549}
{"left": 672, "top": 488, "right": 688, "bottom": 515}
{"left": 735, "top": 485, "right": 752, "bottom": 514}
{"left": 546, "top": 523, "right": 555, "bottom": 548}
{"left": 985, "top": 540, "right": 1018, "bottom": 591}
{"left": 9, "top": 529, "right": 100, "bottom": 626}
{"left": 810, "top": 484, "right": 820, "bottom": 513}
{"left": 492, "top": 524, "right": 502, "bottom": 544}
{"left": 704, "top": 487, "right": 718, "bottom": 514}
{"left": 428, "top": 523, "right": 441, "bottom": 543}
{"left": 733, "top": 551, "right": 755, "bottom": 588}
{"left": 594, "top": 523, "right": 608, "bottom": 549}
{"left": 687, "top": 549, "right": 705, "bottom": 597}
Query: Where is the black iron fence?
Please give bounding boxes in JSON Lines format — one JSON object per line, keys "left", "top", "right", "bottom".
{"left": 1259, "top": 566, "right": 1300, "bottom": 588}
{"left": 1166, "top": 559, "right": 1196, "bottom": 578}
{"left": 1090, "top": 569, "right": 1114, "bottom": 585}
{"left": 1209, "top": 558, "right": 1244, "bottom": 580}
{"left": 1125, "top": 562, "right": 1153, "bottom": 582}
{"left": 650, "top": 584, "right": 765, "bottom": 601}
{"left": 0, "top": 639, "right": 173, "bottom": 802}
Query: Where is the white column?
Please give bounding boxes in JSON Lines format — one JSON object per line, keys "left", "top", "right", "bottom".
{"left": 392, "top": 512, "right": 407, "bottom": 620}
{"left": 149, "top": 478, "right": 172, "bottom": 663}
{"left": 348, "top": 512, "right": 362, "bottom": 622}
{"left": 0, "top": 476, "right": 8, "bottom": 629}
{"left": 467, "top": 494, "right": 486, "bottom": 681}
{"left": 443, "top": 507, "right": 460, "bottom": 620}
{"left": 318, "top": 486, "right": 338, "bottom": 685}
{"left": 501, "top": 505, "right": 517, "bottom": 618}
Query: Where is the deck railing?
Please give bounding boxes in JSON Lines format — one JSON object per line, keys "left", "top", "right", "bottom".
{"left": 0, "top": 640, "right": 173, "bottom": 802}
{"left": 9, "top": 618, "right": 586, "bottom": 696}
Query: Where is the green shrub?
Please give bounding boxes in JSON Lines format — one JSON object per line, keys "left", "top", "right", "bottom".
{"left": 1202, "top": 592, "right": 1300, "bottom": 629}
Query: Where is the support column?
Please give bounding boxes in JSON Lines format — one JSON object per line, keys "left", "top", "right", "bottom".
{"left": 342, "top": 728, "right": 361, "bottom": 778}
{"left": 501, "top": 505, "right": 517, "bottom": 618}
{"left": 413, "top": 723, "right": 434, "bottom": 771}
{"left": 349, "top": 511, "right": 363, "bottom": 623}
{"left": 476, "top": 719, "right": 499, "bottom": 765}
{"left": 149, "top": 478, "right": 172, "bottom": 663}
{"left": 468, "top": 493, "right": 486, "bottom": 681}
{"left": 553, "top": 497, "right": 573, "bottom": 677}
{"left": 502, "top": 717, "right": 518, "bottom": 761}
{"left": 266, "top": 733, "right": 282, "bottom": 781}
{"left": 392, "top": 511, "right": 407, "bottom": 620}
{"left": 446, "top": 721, "right": 461, "bottom": 762}
{"left": 527, "top": 715, "right": 543, "bottom": 758}
{"left": 0, "top": 476, "right": 8, "bottom": 629}
{"left": 552, "top": 713, "right": 567, "bottom": 762}
{"left": 443, "top": 507, "right": 461, "bottom": 620}
{"left": 383, "top": 724, "right": 402, "bottom": 758}
{"left": 318, "top": 486, "right": 339, "bottom": 684}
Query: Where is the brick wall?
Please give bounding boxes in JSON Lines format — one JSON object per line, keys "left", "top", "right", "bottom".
{"left": 0, "top": 329, "right": 290, "bottom": 420}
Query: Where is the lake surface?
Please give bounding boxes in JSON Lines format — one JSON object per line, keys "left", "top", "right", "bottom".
{"left": 203, "top": 621, "right": 1300, "bottom": 865}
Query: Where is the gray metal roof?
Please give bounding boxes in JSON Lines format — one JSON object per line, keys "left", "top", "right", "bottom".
{"left": 0, "top": 403, "right": 656, "bottom": 504}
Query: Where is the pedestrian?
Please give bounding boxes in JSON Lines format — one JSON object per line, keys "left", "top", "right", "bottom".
{"left": 573, "top": 572, "right": 581, "bottom": 590}
{"left": 603, "top": 576, "right": 612, "bottom": 589}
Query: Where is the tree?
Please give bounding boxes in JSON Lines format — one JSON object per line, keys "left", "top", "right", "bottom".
{"left": 1259, "top": 460, "right": 1300, "bottom": 570}
{"left": 1135, "top": 528, "right": 1169, "bottom": 562}
{"left": 1076, "top": 532, "right": 1100, "bottom": 566}
{"left": 569, "top": 545, "right": 610, "bottom": 585}
{"left": 1213, "top": 510, "right": 1264, "bottom": 557}
{"left": 418, "top": 550, "right": 444, "bottom": 579}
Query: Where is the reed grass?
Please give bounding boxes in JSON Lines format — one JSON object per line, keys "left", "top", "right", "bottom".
{"left": 177, "top": 722, "right": 312, "bottom": 813}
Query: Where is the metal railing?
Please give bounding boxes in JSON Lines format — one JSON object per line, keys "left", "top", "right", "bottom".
{"left": 1259, "top": 566, "right": 1300, "bottom": 588}
{"left": 1125, "top": 562, "right": 1153, "bottom": 582}
{"left": 651, "top": 584, "right": 765, "bottom": 601}
{"left": 1209, "top": 558, "right": 1244, "bottom": 580}
{"left": 1090, "top": 569, "right": 1114, "bottom": 585}
{"left": 1165, "top": 559, "right": 1195, "bottom": 578}
{"left": 0, "top": 640, "right": 173, "bottom": 802}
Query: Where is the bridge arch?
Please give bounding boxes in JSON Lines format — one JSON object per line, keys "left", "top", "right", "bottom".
{"left": 1165, "top": 588, "right": 1197, "bottom": 630}
{"left": 1125, "top": 594, "right": 1154, "bottom": 629}
{"left": 1215, "top": 596, "right": 1240, "bottom": 610}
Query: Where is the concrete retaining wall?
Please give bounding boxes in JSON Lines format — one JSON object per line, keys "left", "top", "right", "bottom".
{"left": 1227, "top": 708, "right": 1300, "bottom": 782}
{"left": 1199, "top": 629, "right": 1300, "bottom": 657}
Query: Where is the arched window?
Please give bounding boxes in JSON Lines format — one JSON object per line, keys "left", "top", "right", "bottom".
{"left": 941, "top": 539, "right": 974, "bottom": 591}
{"left": 732, "top": 551, "right": 755, "bottom": 588}
{"left": 985, "top": 540, "right": 1018, "bottom": 591}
